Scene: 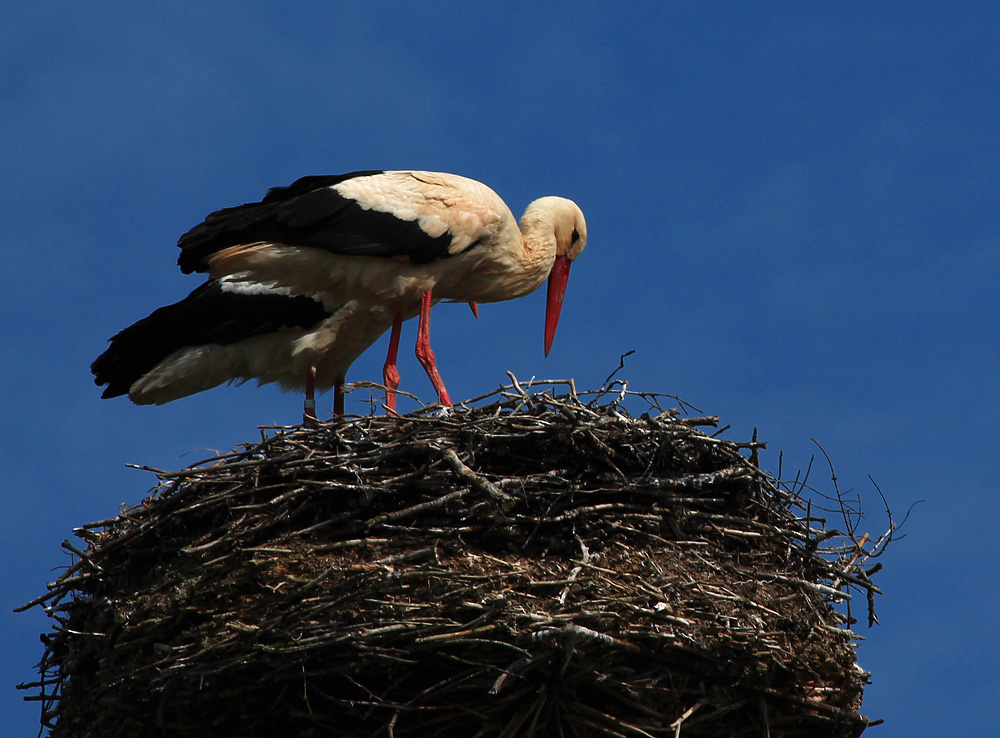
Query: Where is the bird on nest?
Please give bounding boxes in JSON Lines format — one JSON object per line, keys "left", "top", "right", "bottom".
{"left": 91, "top": 170, "right": 587, "bottom": 421}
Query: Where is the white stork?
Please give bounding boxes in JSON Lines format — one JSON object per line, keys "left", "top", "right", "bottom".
{"left": 92, "top": 170, "right": 587, "bottom": 419}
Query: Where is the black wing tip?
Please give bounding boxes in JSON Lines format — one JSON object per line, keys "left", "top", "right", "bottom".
{"left": 176, "top": 170, "right": 415, "bottom": 271}
{"left": 99, "top": 384, "right": 128, "bottom": 400}
{"left": 91, "top": 353, "right": 128, "bottom": 399}
{"left": 177, "top": 253, "right": 202, "bottom": 274}
{"left": 89, "top": 280, "right": 333, "bottom": 403}
{"left": 176, "top": 172, "right": 386, "bottom": 271}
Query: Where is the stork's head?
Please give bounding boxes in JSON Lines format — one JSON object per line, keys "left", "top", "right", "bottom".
{"left": 522, "top": 196, "right": 587, "bottom": 356}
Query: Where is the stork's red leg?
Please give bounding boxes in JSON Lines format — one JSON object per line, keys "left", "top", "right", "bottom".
{"left": 414, "top": 290, "right": 452, "bottom": 406}
{"left": 333, "top": 376, "right": 345, "bottom": 417}
{"left": 383, "top": 311, "right": 403, "bottom": 413}
{"left": 303, "top": 365, "right": 318, "bottom": 425}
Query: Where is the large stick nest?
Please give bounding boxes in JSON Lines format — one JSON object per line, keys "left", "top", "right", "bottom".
{"left": 22, "top": 383, "right": 885, "bottom": 738}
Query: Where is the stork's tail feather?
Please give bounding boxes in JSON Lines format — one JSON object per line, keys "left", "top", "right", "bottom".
{"left": 92, "top": 280, "right": 331, "bottom": 404}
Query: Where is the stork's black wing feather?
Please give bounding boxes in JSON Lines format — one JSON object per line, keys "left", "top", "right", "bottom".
{"left": 177, "top": 171, "right": 455, "bottom": 274}
{"left": 91, "top": 280, "right": 331, "bottom": 399}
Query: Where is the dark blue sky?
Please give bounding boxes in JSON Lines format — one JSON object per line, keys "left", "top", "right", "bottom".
{"left": 4, "top": 4, "right": 998, "bottom": 735}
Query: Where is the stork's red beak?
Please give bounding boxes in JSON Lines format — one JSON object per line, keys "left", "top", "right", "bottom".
{"left": 544, "top": 254, "right": 571, "bottom": 356}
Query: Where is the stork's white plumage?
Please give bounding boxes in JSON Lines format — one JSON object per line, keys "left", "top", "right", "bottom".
{"left": 92, "top": 170, "right": 587, "bottom": 419}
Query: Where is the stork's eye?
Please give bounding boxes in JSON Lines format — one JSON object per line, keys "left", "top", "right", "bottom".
{"left": 571, "top": 228, "right": 580, "bottom": 244}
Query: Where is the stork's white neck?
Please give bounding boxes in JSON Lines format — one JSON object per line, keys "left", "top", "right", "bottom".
{"left": 517, "top": 204, "right": 561, "bottom": 284}
{"left": 436, "top": 195, "right": 586, "bottom": 304}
